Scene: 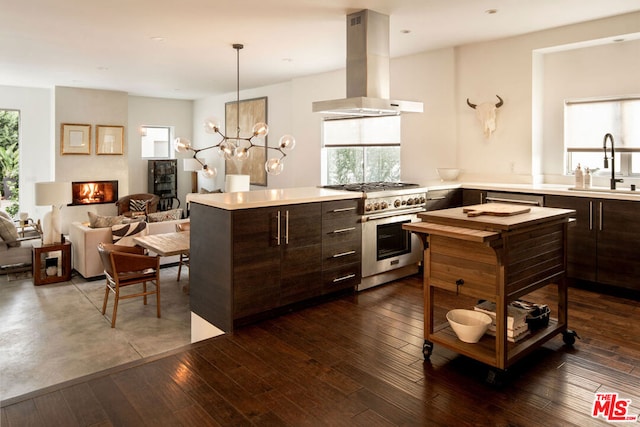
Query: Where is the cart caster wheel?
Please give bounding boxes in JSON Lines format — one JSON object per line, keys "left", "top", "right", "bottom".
{"left": 486, "top": 368, "right": 507, "bottom": 387}
{"left": 562, "top": 330, "right": 580, "bottom": 346}
{"left": 422, "top": 340, "right": 434, "bottom": 360}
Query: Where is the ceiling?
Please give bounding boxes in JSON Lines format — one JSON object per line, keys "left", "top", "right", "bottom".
{"left": 2, "top": 0, "right": 639, "bottom": 100}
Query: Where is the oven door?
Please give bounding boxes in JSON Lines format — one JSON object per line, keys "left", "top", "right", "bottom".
{"left": 361, "top": 210, "right": 423, "bottom": 278}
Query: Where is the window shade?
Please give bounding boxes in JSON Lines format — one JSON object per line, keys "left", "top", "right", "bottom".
{"left": 564, "top": 97, "right": 640, "bottom": 151}
{"left": 323, "top": 116, "right": 401, "bottom": 146}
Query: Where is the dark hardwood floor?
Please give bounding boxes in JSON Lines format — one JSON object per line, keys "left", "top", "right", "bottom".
{"left": 2, "top": 274, "right": 640, "bottom": 426}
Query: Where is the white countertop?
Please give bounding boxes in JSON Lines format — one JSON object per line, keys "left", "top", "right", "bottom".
{"left": 458, "top": 182, "right": 640, "bottom": 201}
{"left": 187, "top": 187, "right": 361, "bottom": 210}
{"left": 188, "top": 182, "right": 640, "bottom": 211}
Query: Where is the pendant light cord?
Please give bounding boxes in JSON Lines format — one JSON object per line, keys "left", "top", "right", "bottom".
{"left": 233, "top": 43, "right": 243, "bottom": 140}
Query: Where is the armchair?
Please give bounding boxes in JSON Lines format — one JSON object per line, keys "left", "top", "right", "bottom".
{"left": 115, "top": 193, "right": 160, "bottom": 217}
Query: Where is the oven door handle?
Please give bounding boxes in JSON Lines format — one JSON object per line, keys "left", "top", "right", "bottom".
{"left": 363, "top": 207, "right": 425, "bottom": 221}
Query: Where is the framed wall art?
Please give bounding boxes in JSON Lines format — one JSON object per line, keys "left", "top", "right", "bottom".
{"left": 225, "top": 96, "right": 267, "bottom": 186}
{"left": 96, "top": 125, "right": 124, "bottom": 155}
{"left": 61, "top": 123, "right": 91, "bottom": 155}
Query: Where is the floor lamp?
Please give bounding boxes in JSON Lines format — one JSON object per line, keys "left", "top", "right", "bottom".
{"left": 35, "top": 182, "right": 72, "bottom": 244}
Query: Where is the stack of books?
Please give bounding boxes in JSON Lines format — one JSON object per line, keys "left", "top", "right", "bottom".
{"left": 474, "top": 300, "right": 530, "bottom": 342}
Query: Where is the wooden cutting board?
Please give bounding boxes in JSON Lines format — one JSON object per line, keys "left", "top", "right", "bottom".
{"left": 462, "top": 203, "right": 531, "bottom": 217}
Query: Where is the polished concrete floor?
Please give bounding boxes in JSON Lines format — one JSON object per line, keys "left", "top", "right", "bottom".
{"left": 0, "top": 266, "right": 192, "bottom": 402}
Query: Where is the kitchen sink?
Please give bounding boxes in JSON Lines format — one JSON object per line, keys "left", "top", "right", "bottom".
{"left": 568, "top": 186, "right": 639, "bottom": 195}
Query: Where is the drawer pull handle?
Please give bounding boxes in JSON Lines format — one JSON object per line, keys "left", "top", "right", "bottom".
{"left": 333, "top": 273, "right": 356, "bottom": 283}
{"left": 455, "top": 278, "right": 464, "bottom": 295}
{"left": 428, "top": 196, "right": 446, "bottom": 201}
{"left": 332, "top": 227, "right": 356, "bottom": 234}
{"left": 332, "top": 207, "right": 356, "bottom": 213}
{"left": 333, "top": 250, "right": 356, "bottom": 258}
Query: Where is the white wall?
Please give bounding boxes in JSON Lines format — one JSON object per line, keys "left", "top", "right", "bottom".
{"left": 192, "top": 80, "right": 307, "bottom": 190}
{"left": 191, "top": 12, "right": 639, "bottom": 189}
{"left": 541, "top": 38, "right": 640, "bottom": 185}
{"left": 3, "top": 10, "right": 640, "bottom": 222}
{"left": 0, "top": 85, "right": 53, "bottom": 220}
{"left": 128, "top": 96, "right": 194, "bottom": 208}
{"left": 455, "top": 11, "right": 640, "bottom": 184}
{"left": 392, "top": 48, "right": 457, "bottom": 184}
{"left": 54, "top": 87, "right": 128, "bottom": 231}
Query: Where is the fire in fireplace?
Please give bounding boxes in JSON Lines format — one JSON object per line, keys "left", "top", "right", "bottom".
{"left": 71, "top": 180, "right": 118, "bottom": 205}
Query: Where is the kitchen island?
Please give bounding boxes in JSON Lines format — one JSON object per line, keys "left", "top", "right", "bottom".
{"left": 189, "top": 187, "right": 363, "bottom": 335}
{"left": 404, "top": 204, "right": 576, "bottom": 377}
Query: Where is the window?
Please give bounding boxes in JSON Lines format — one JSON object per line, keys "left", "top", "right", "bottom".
{"left": 0, "top": 110, "right": 20, "bottom": 216}
{"left": 564, "top": 97, "right": 640, "bottom": 176}
{"left": 141, "top": 126, "right": 173, "bottom": 158}
{"left": 322, "top": 116, "right": 401, "bottom": 185}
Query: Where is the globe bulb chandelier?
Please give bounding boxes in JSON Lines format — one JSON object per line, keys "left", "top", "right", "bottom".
{"left": 174, "top": 43, "right": 296, "bottom": 178}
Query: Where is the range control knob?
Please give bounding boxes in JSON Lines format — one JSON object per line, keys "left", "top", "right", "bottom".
{"left": 419, "top": 196, "right": 426, "bottom": 204}
{"left": 406, "top": 198, "right": 414, "bottom": 205}
{"left": 381, "top": 201, "right": 388, "bottom": 209}
{"left": 373, "top": 202, "right": 380, "bottom": 210}
{"left": 394, "top": 199, "right": 401, "bottom": 208}
{"left": 365, "top": 203, "right": 373, "bottom": 212}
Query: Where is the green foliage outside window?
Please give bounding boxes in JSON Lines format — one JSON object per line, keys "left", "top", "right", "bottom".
{"left": 0, "top": 110, "right": 20, "bottom": 216}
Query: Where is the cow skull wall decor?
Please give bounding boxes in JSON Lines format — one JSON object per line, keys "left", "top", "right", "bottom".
{"left": 467, "top": 95, "right": 504, "bottom": 138}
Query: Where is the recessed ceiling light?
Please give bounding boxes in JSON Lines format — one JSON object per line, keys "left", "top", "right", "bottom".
{"left": 401, "top": 29, "right": 411, "bottom": 34}
{"left": 150, "top": 36, "right": 165, "bottom": 42}
{"left": 613, "top": 38, "right": 625, "bottom": 43}
{"left": 485, "top": 9, "right": 498, "bottom": 14}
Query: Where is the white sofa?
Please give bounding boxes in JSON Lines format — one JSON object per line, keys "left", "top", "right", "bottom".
{"left": 69, "top": 218, "right": 189, "bottom": 279}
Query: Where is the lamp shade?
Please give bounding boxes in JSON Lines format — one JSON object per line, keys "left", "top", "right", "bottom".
{"left": 183, "top": 158, "right": 202, "bottom": 172}
{"left": 35, "top": 182, "right": 72, "bottom": 206}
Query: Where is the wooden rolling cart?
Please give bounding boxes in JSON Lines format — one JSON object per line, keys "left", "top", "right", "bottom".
{"left": 404, "top": 204, "right": 578, "bottom": 379}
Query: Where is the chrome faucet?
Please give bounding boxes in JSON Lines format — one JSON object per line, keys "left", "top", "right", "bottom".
{"left": 603, "top": 133, "right": 623, "bottom": 190}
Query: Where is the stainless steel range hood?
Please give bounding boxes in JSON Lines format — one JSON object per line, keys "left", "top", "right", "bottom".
{"left": 312, "top": 9, "right": 423, "bottom": 117}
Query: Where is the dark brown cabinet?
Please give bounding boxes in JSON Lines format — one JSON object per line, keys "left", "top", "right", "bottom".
{"left": 544, "top": 195, "right": 640, "bottom": 291}
{"left": 232, "top": 203, "right": 322, "bottom": 320}
{"left": 462, "top": 189, "right": 486, "bottom": 206}
{"left": 191, "top": 198, "right": 361, "bottom": 333}
{"left": 321, "top": 199, "right": 362, "bottom": 293}
{"left": 148, "top": 159, "right": 177, "bottom": 211}
{"left": 425, "top": 188, "right": 463, "bottom": 210}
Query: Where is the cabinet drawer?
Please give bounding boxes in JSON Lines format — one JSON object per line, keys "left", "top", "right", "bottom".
{"left": 323, "top": 263, "right": 361, "bottom": 293}
{"left": 322, "top": 220, "right": 361, "bottom": 246}
{"left": 322, "top": 241, "right": 361, "bottom": 269}
{"left": 426, "top": 189, "right": 462, "bottom": 211}
{"left": 428, "top": 234, "right": 498, "bottom": 300}
{"left": 322, "top": 200, "right": 361, "bottom": 221}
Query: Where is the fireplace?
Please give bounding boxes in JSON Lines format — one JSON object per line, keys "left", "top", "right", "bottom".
{"left": 71, "top": 180, "right": 118, "bottom": 206}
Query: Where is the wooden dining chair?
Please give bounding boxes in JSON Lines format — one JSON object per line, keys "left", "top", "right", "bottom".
{"left": 97, "top": 243, "right": 161, "bottom": 328}
{"left": 175, "top": 222, "right": 190, "bottom": 282}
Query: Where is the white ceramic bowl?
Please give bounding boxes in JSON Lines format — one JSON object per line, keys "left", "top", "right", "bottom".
{"left": 436, "top": 168, "right": 461, "bottom": 181}
{"left": 446, "top": 309, "right": 492, "bottom": 343}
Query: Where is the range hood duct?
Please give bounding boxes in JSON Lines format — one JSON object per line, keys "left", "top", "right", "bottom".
{"left": 312, "top": 9, "right": 423, "bottom": 117}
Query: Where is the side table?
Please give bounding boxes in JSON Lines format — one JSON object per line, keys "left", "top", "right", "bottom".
{"left": 32, "top": 240, "right": 72, "bottom": 285}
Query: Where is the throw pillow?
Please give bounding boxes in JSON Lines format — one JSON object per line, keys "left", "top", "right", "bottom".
{"left": 88, "top": 212, "right": 125, "bottom": 228}
{"left": 147, "top": 208, "right": 183, "bottom": 222}
{"left": 199, "top": 187, "right": 223, "bottom": 194}
{"left": 0, "top": 216, "right": 20, "bottom": 247}
{"left": 0, "top": 210, "right": 12, "bottom": 220}
{"left": 111, "top": 222, "right": 148, "bottom": 246}
{"left": 129, "top": 199, "right": 148, "bottom": 212}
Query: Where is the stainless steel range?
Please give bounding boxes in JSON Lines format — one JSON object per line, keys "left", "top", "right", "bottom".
{"left": 324, "top": 182, "right": 427, "bottom": 291}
